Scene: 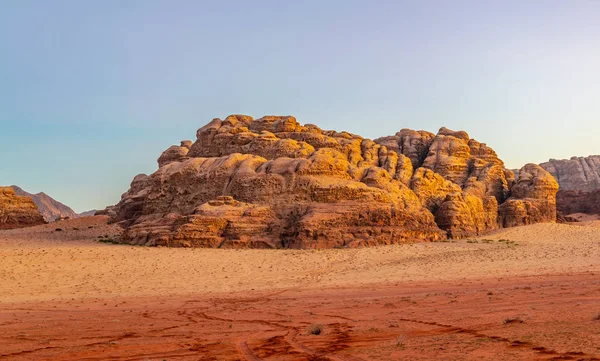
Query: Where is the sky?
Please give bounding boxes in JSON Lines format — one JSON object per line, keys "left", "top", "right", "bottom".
{"left": 1, "top": 0, "right": 599, "bottom": 212}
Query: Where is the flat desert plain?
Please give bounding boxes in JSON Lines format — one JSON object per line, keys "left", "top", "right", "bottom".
{"left": 0, "top": 216, "right": 599, "bottom": 360}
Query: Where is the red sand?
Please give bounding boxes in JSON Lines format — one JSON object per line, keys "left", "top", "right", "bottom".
{"left": 1, "top": 217, "right": 599, "bottom": 360}
{"left": 1, "top": 274, "right": 599, "bottom": 360}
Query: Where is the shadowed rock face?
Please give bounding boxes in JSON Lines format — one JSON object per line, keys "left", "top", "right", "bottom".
{"left": 108, "top": 115, "right": 557, "bottom": 248}
{"left": 540, "top": 156, "right": 600, "bottom": 192}
{"left": 537, "top": 155, "right": 600, "bottom": 217}
{"left": 0, "top": 187, "right": 46, "bottom": 229}
{"left": 556, "top": 190, "right": 600, "bottom": 215}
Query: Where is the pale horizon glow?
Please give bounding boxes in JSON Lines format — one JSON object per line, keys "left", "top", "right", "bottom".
{"left": 1, "top": 0, "right": 599, "bottom": 212}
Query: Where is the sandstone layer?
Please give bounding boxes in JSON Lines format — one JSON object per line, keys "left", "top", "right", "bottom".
{"left": 108, "top": 115, "right": 558, "bottom": 248}
{"left": 0, "top": 187, "right": 46, "bottom": 229}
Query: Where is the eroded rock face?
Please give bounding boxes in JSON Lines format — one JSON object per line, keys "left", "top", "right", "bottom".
{"left": 555, "top": 190, "right": 600, "bottom": 215}
{"left": 540, "top": 156, "right": 600, "bottom": 192}
{"left": 0, "top": 187, "right": 46, "bottom": 229}
{"left": 108, "top": 116, "right": 557, "bottom": 248}
{"left": 537, "top": 156, "right": 600, "bottom": 217}
{"left": 376, "top": 126, "right": 512, "bottom": 236}
{"left": 498, "top": 164, "right": 559, "bottom": 227}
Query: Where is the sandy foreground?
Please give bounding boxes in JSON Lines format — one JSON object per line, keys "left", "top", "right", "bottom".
{"left": 0, "top": 216, "right": 599, "bottom": 360}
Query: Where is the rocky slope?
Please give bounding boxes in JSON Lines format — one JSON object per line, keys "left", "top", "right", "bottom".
{"left": 107, "top": 115, "right": 558, "bottom": 248}
{"left": 11, "top": 186, "right": 79, "bottom": 222}
{"left": 0, "top": 187, "right": 46, "bottom": 229}
{"left": 538, "top": 156, "right": 600, "bottom": 216}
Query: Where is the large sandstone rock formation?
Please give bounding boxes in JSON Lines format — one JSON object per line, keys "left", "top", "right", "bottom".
{"left": 11, "top": 186, "right": 79, "bottom": 222}
{"left": 108, "top": 115, "right": 558, "bottom": 248}
{"left": 0, "top": 187, "right": 46, "bottom": 229}
{"left": 537, "top": 155, "right": 600, "bottom": 217}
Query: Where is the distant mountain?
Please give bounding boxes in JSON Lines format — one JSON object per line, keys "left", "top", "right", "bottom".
{"left": 515, "top": 156, "right": 600, "bottom": 218}
{"left": 10, "top": 186, "right": 79, "bottom": 222}
{"left": 539, "top": 155, "right": 600, "bottom": 192}
{"left": 78, "top": 210, "right": 97, "bottom": 217}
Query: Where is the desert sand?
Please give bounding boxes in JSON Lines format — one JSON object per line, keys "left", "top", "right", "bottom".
{"left": 1, "top": 216, "right": 599, "bottom": 360}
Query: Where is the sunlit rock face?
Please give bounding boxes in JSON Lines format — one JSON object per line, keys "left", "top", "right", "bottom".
{"left": 107, "top": 115, "right": 557, "bottom": 248}
{"left": 498, "top": 164, "right": 559, "bottom": 227}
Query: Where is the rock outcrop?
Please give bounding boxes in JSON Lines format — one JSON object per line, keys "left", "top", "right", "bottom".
{"left": 555, "top": 190, "right": 600, "bottom": 215}
{"left": 540, "top": 156, "right": 600, "bottom": 192}
{"left": 537, "top": 156, "right": 600, "bottom": 217}
{"left": 498, "top": 164, "right": 559, "bottom": 227}
{"left": 0, "top": 187, "right": 46, "bottom": 229}
{"left": 107, "top": 115, "right": 558, "bottom": 248}
{"left": 11, "top": 186, "right": 79, "bottom": 222}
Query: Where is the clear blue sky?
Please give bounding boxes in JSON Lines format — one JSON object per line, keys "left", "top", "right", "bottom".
{"left": 1, "top": 0, "right": 599, "bottom": 212}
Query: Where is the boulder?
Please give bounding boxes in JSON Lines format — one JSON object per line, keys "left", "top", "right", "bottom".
{"left": 157, "top": 143, "right": 190, "bottom": 167}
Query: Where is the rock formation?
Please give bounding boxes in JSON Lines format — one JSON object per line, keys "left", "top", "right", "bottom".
{"left": 11, "top": 186, "right": 79, "bottom": 222}
{"left": 555, "top": 190, "right": 600, "bottom": 215}
{"left": 107, "top": 115, "right": 558, "bottom": 248}
{"left": 540, "top": 156, "right": 600, "bottom": 192}
{"left": 538, "top": 156, "right": 600, "bottom": 217}
{"left": 498, "top": 164, "right": 559, "bottom": 227}
{"left": 0, "top": 187, "right": 46, "bottom": 229}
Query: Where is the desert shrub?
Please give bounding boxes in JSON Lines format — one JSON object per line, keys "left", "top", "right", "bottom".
{"left": 503, "top": 317, "right": 524, "bottom": 324}
{"left": 396, "top": 334, "right": 407, "bottom": 347}
{"left": 307, "top": 324, "right": 323, "bottom": 335}
{"left": 99, "top": 238, "right": 120, "bottom": 245}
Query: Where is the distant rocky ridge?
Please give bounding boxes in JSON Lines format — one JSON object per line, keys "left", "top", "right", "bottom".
{"left": 106, "top": 115, "right": 558, "bottom": 248}
{"left": 78, "top": 210, "right": 98, "bottom": 217}
{"left": 537, "top": 156, "right": 600, "bottom": 216}
{"left": 0, "top": 187, "right": 46, "bottom": 229}
{"left": 10, "top": 186, "right": 79, "bottom": 222}
{"left": 540, "top": 156, "right": 600, "bottom": 192}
